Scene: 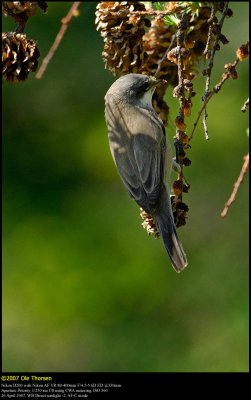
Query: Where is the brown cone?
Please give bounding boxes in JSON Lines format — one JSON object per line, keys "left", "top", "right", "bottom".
{"left": 2, "top": 32, "right": 40, "bottom": 83}
{"left": 95, "top": 2, "right": 148, "bottom": 76}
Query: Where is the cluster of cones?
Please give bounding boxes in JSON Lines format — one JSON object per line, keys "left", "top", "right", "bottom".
{"left": 2, "top": 1, "right": 48, "bottom": 83}
{"left": 96, "top": 1, "right": 233, "bottom": 232}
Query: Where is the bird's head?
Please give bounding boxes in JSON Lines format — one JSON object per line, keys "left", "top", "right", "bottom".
{"left": 105, "top": 73, "right": 161, "bottom": 109}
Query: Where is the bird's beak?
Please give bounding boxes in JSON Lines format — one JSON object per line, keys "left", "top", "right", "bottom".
{"left": 149, "top": 77, "right": 161, "bottom": 88}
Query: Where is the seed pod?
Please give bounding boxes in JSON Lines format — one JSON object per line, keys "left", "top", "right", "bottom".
{"left": 183, "top": 100, "right": 192, "bottom": 117}
{"left": 236, "top": 43, "right": 249, "bottom": 61}
{"left": 182, "top": 157, "right": 192, "bottom": 167}
{"left": 2, "top": 1, "right": 37, "bottom": 18}
{"left": 173, "top": 180, "right": 183, "bottom": 196}
{"left": 140, "top": 209, "right": 160, "bottom": 238}
{"left": 175, "top": 115, "right": 186, "bottom": 131}
{"left": 2, "top": 32, "right": 40, "bottom": 83}
{"left": 2, "top": 2, "right": 48, "bottom": 32}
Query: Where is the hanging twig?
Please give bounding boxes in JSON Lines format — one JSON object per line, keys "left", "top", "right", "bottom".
{"left": 202, "top": 3, "right": 217, "bottom": 140}
{"left": 241, "top": 98, "right": 249, "bottom": 112}
{"left": 36, "top": 1, "right": 81, "bottom": 79}
{"left": 189, "top": 57, "right": 240, "bottom": 140}
{"left": 202, "top": 2, "right": 229, "bottom": 140}
{"left": 14, "top": 16, "right": 29, "bottom": 33}
{"left": 176, "top": 15, "right": 187, "bottom": 117}
{"left": 203, "top": 3, "right": 217, "bottom": 57}
{"left": 111, "top": 9, "right": 174, "bottom": 17}
{"left": 154, "top": 34, "right": 176, "bottom": 77}
{"left": 221, "top": 153, "right": 249, "bottom": 217}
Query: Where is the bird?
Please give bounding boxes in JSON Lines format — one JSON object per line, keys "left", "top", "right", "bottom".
{"left": 104, "top": 73, "right": 188, "bottom": 272}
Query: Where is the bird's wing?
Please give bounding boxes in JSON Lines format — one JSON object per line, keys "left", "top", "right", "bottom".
{"left": 132, "top": 130, "right": 166, "bottom": 210}
{"left": 105, "top": 96, "right": 166, "bottom": 211}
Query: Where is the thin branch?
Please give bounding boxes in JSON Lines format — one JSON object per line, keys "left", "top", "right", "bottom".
{"left": 202, "top": 3, "right": 217, "bottom": 140}
{"left": 176, "top": 16, "right": 187, "bottom": 118}
{"left": 204, "top": 2, "right": 229, "bottom": 75}
{"left": 203, "top": 3, "right": 217, "bottom": 57}
{"left": 36, "top": 1, "right": 81, "bottom": 79}
{"left": 189, "top": 90, "right": 213, "bottom": 140}
{"left": 202, "top": 2, "right": 229, "bottom": 140}
{"left": 221, "top": 153, "right": 249, "bottom": 218}
{"left": 14, "top": 16, "right": 28, "bottom": 33}
{"left": 173, "top": 15, "right": 189, "bottom": 202}
{"left": 111, "top": 9, "right": 174, "bottom": 17}
{"left": 154, "top": 34, "right": 176, "bottom": 77}
{"left": 189, "top": 57, "right": 239, "bottom": 140}
{"left": 202, "top": 109, "right": 209, "bottom": 140}
{"left": 241, "top": 98, "right": 249, "bottom": 112}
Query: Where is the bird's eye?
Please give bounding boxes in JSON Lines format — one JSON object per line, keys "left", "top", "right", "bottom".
{"left": 142, "top": 82, "right": 150, "bottom": 91}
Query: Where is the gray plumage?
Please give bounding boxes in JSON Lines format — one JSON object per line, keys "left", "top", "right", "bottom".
{"left": 105, "top": 73, "right": 187, "bottom": 272}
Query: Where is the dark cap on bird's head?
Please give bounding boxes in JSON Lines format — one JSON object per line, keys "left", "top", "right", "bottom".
{"left": 105, "top": 73, "right": 161, "bottom": 102}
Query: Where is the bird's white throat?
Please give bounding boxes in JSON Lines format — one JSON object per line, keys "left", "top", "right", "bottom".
{"left": 139, "top": 88, "right": 155, "bottom": 109}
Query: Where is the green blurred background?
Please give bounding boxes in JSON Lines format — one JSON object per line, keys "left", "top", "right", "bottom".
{"left": 2, "top": 2, "right": 249, "bottom": 372}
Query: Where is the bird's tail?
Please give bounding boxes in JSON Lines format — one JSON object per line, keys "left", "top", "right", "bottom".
{"left": 152, "top": 189, "right": 188, "bottom": 273}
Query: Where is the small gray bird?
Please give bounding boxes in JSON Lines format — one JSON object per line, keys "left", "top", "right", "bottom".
{"left": 105, "top": 73, "right": 187, "bottom": 272}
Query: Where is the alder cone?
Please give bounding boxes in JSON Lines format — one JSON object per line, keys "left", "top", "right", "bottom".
{"left": 2, "top": 1, "right": 37, "bottom": 17}
{"left": 2, "top": 32, "right": 40, "bottom": 83}
{"left": 2, "top": 1, "right": 48, "bottom": 17}
{"left": 95, "top": 1, "right": 149, "bottom": 76}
